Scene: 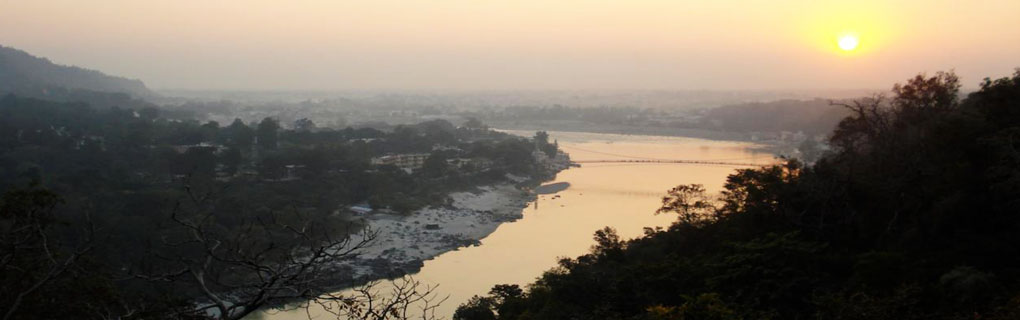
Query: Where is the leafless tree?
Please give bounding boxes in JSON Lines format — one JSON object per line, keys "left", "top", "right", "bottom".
{"left": 0, "top": 187, "right": 95, "bottom": 320}
{"left": 291, "top": 276, "right": 446, "bottom": 320}
{"left": 134, "top": 184, "right": 443, "bottom": 320}
{"left": 829, "top": 95, "right": 891, "bottom": 155}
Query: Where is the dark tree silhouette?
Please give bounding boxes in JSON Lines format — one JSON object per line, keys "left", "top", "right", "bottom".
{"left": 0, "top": 186, "right": 97, "bottom": 320}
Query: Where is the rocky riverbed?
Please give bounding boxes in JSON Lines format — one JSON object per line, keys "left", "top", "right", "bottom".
{"left": 335, "top": 183, "right": 535, "bottom": 281}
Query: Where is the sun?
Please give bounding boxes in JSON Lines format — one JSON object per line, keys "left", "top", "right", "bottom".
{"left": 837, "top": 34, "right": 859, "bottom": 51}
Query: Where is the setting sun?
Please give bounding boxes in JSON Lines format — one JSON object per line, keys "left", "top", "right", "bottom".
{"left": 838, "top": 34, "right": 859, "bottom": 51}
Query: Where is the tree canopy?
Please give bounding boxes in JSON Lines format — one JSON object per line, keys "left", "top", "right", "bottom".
{"left": 456, "top": 69, "right": 1020, "bottom": 320}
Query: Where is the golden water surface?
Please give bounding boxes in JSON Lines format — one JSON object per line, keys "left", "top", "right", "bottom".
{"left": 258, "top": 131, "right": 773, "bottom": 319}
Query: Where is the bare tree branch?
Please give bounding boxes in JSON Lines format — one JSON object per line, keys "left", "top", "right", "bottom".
{"left": 132, "top": 184, "right": 444, "bottom": 320}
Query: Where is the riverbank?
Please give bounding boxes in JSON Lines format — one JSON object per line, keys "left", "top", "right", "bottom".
{"left": 337, "top": 183, "right": 536, "bottom": 280}
{"left": 489, "top": 120, "right": 748, "bottom": 142}
{"left": 260, "top": 130, "right": 774, "bottom": 319}
{"left": 491, "top": 121, "right": 804, "bottom": 156}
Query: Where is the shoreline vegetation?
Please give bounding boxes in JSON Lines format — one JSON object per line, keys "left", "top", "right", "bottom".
{"left": 452, "top": 71, "right": 1020, "bottom": 320}
{"left": 0, "top": 88, "right": 575, "bottom": 319}
{"left": 491, "top": 121, "right": 748, "bottom": 142}
{"left": 491, "top": 122, "right": 806, "bottom": 157}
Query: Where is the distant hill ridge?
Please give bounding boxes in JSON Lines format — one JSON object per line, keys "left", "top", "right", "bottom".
{"left": 0, "top": 45, "right": 156, "bottom": 104}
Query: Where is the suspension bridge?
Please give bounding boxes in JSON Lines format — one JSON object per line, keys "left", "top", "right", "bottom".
{"left": 558, "top": 145, "right": 772, "bottom": 167}
{"left": 573, "top": 159, "right": 767, "bottom": 167}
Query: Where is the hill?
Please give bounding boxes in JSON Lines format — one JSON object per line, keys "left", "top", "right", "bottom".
{"left": 455, "top": 70, "right": 1020, "bottom": 320}
{"left": 0, "top": 45, "right": 156, "bottom": 107}
{"left": 702, "top": 98, "right": 852, "bottom": 135}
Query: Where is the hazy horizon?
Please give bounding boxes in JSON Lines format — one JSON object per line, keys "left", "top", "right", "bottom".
{"left": 3, "top": 1, "right": 1018, "bottom": 91}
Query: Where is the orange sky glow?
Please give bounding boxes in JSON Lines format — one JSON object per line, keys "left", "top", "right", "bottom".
{"left": 1, "top": 0, "right": 1017, "bottom": 91}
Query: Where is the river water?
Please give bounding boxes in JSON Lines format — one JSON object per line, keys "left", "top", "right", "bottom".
{"left": 257, "top": 131, "right": 773, "bottom": 319}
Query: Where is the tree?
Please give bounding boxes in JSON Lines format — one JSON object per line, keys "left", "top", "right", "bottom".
{"left": 201, "top": 121, "right": 220, "bottom": 142}
{"left": 136, "top": 186, "right": 443, "bottom": 320}
{"left": 178, "top": 147, "right": 217, "bottom": 178}
{"left": 656, "top": 184, "right": 717, "bottom": 227}
{"left": 314, "top": 277, "right": 447, "bottom": 320}
{"left": 488, "top": 284, "right": 526, "bottom": 318}
{"left": 892, "top": 71, "right": 960, "bottom": 119}
{"left": 533, "top": 131, "right": 556, "bottom": 157}
{"left": 452, "top": 69, "right": 1020, "bottom": 319}
{"left": 0, "top": 186, "right": 101, "bottom": 320}
{"left": 534, "top": 131, "right": 549, "bottom": 145}
{"left": 139, "top": 107, "right": 160, "bottom": 121}
{"left": 829, "top": 95, "right": 890, "bottom": 155}
{"left": 422, "top": 154, "right": 449, "bottom": 178}
{"left": 219, "top": 147, "right": 242, "bottom": 175}
{"left": 256, "top": 117, "right": 279, "bottom": 149}
{"left": 454, "top": 296, "right": 496, "bottom": 320}
{"left": 226, "top": 118, "right": 254, "bottom": 148}
{"left": 644, "top": 293, "right": 739, "bottom": 320}
{"left": 294, "top": 118, "right": 316, "bottom": 132}
{"left": 453, "top": 285, "right": 532, "bottom": 320}
{"left": 0, "top": 93, "right": 548, "bottom": 319}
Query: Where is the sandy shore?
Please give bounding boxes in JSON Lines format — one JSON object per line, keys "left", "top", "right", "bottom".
{"left": 337, "top": 183, "right": 534, "bottom": 280}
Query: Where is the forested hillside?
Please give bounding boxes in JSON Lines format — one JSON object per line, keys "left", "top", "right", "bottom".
{"left": 456, "top": 70, "right": 1020, "bottom": 320}
{"left": 702, "top": 98, "right": 851, "bottom": 135}
{"left": 0, "top": 94, "right": 557, "bottom": 319}
{"left": 0, "top": 45, "right": 155, "bottom": 108}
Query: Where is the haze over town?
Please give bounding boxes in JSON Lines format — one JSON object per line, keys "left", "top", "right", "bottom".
{"left": 2, "top": 1, "right": 1020, "bottom": 320}
{"left": 3, "top": 1, "right": 1018, "bottom": 91}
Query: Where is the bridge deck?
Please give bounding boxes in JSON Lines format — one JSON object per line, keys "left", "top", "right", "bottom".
{"left": 574, "top": 159, "right": 767, "bottom": 166}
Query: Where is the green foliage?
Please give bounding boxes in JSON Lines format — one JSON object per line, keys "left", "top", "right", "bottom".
{"left": 642, "top": 293, "right": 741, "bottom": 320}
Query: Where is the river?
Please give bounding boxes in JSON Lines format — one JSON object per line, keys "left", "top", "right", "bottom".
{"left": 255, "top": 131, "right": 773, "bottom": 319}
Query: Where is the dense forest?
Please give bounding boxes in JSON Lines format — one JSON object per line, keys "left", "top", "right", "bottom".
{"left": 455, "top": 70, "right": 1020, "bottom": 319}
{"left": 0, "top": 93, "right": 557, "bottom": 319}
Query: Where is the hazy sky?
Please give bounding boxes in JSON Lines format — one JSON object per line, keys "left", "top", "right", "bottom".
{"left": 2, "top": 0, "right": 1018, "bottom": 91}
